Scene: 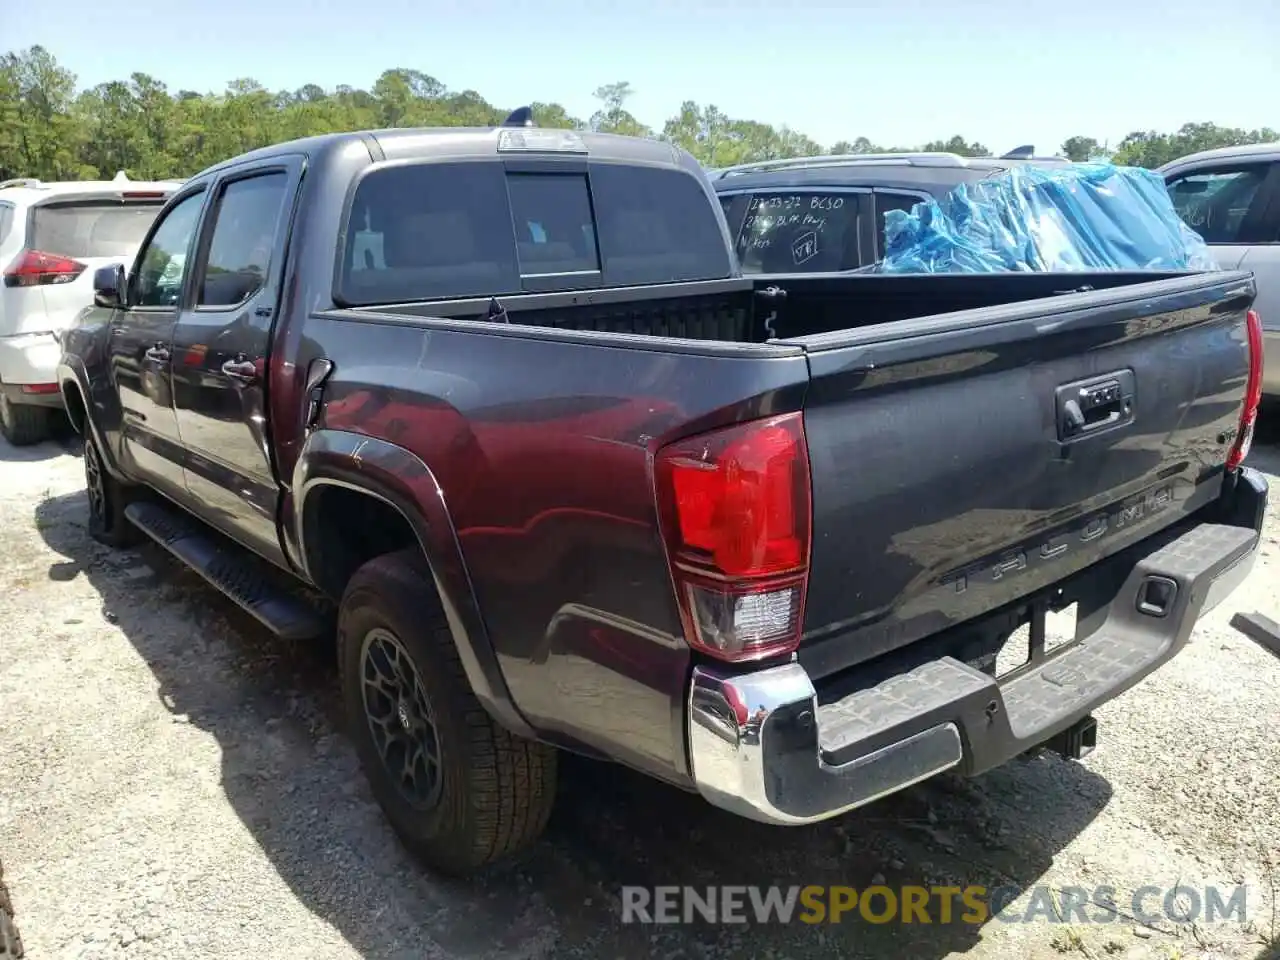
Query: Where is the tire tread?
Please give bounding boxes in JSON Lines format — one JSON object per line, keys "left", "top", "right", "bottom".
{"left": 337, "top": 548, "right": 555, "bottom": 873}
{"left": 0, "top": 399, "right": 49, "bottom": 447}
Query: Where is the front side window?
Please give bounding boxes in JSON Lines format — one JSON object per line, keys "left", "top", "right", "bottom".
{"left": 133, "top": 191, "right": 205, "bottom": 308}
{"left": 1165, "top": 165, "right": 1270, "bottom": 244}
{"left": 197, "top": 172, "right": 290, "bottom": 308}
{"left": 734, "top": 191, "right": 859, "bottom": 273}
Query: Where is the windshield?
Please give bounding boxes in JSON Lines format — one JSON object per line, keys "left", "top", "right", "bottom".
{"left": 30, "top": 200, "right": 167, "bottom": 259}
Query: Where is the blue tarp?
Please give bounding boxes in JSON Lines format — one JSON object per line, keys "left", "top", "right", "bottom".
{"left": 879, "top": 162, "right": 1219, "bottom": 274}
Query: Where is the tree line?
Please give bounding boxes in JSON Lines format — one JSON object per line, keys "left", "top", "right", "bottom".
{"left": 1, "top": 45, "right": 1275, "bottom": 184}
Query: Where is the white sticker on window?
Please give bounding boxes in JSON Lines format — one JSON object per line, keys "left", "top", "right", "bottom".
{"left": 792, "top": 231, "right": 819, "bottom": 265}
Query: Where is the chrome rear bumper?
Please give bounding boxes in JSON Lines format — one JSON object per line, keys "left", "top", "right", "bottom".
{"left": 687, "top": 471, "right": 1266, "bottom": 826}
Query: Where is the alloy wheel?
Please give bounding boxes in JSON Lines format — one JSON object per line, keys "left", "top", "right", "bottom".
{"left": 359, "top": 627, "right": 444, "bottom": 809}
{"left": 84, "top": 435, "right": 107, "bottom": 524}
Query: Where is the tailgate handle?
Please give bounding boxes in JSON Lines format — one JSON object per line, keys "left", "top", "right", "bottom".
{"left": 1056, "top": 371, "right": 1135, "bottom": 441}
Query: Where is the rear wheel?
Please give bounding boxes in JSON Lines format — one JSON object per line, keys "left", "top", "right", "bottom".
{"left": 84, "top": 430, "right": 142, "bottom": 548}
{"left": 338, "top": 549, "right": 557, "bottom": 876}
{"left": 0, "top": 392, "right": 51, "bottom": 446}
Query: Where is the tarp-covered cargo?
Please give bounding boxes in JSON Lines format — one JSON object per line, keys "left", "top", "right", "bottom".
{"left": 880, "top": 162, "right": 1219, "bottom": 274}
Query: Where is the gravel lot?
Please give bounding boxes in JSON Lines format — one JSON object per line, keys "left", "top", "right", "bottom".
{"left": 2, "top": 424, "right": 1278, "bottom": 960}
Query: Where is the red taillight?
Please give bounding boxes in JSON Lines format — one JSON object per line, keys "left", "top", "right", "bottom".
{"left": 20, "top": 383, "right": 60, "bottom": 395}
{"left": 2, "top": 249, "right": 87, "bottom": 288}
{"left": 1227, "top": 309, "right": 1264, "bottom": 471}
{"left": 655, "top": 412, "right": 812, "bottom": 663}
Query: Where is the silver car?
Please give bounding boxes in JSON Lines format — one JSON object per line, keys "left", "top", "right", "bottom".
{"left": 1160, "top": 143, "right": 1280, "bottom": 398}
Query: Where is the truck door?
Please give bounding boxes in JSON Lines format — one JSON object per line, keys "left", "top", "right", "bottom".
{"left": 169, "top": 158, "right": 301, "bottom": 568}
{"left": 107, "top": 185, "right": 209, "bottom": 502}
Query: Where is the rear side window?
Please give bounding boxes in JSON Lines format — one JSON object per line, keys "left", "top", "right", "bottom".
{"left": 29, "top": 201, "right": 165, "bottom": 259}
{"left": 196, "top": 172, "right": 290, "bottom": 307}
{"left": 873, "top": 192, "right": 925, "bottom": 259}
{"left": 1165, "top": 165, "right": 1271, "bottom": 244}
{"left": 733, "top": 192, "right": 859, "bottom": 273}
{"left": 338, "top": 160, "right": 730, "bottom": 306}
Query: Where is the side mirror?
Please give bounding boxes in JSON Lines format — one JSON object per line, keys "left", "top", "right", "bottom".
{"left": 93, "top": 263, "right": 126, "bottom": 309}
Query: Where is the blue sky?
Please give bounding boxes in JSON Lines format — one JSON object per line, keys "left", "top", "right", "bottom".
{"left": 9, "top": 0, "right": 1278, "bottom": 154}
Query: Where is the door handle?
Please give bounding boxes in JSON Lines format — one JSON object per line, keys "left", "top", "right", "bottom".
{"left": 221, "top": 357, "right": 259, "bottom": 384}
{"left": 144, "top": 344, "right": 170, "bottom": 363}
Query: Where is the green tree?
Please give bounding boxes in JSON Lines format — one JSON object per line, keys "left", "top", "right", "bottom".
{"left": 530, "top": 101, "right": 584, "bottom": 129}
{"left": 829, "top": 137, "right": 883, "bottom": 155}
{"left": 0, "top": 46, "right": 1274, "bottom": 182}
{"left": 1060, "top": 136, "right": 1106, "bottom": 162}
{"left": 1112, "top": 122, "right": 1279, "bottom": 169}
{"left": 920, "top": 135, "right": 990, "bottom": 157}
{"left": 0, "top": 46, "right": 89, "bottom": 180}
{"left": 661, "top": 101, "right": 735, "bottom": 163}
{"left": 589, "top": 82, "right": 651, "bottom": 137}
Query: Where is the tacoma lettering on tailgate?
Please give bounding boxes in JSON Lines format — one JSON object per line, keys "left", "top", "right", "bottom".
{"left": 945, "top": 486, "right": 1174, "bottom": 595}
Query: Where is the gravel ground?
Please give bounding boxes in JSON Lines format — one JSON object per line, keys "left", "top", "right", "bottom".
{"left": 2, "top": 424, "right": 1279, "bottom": 960}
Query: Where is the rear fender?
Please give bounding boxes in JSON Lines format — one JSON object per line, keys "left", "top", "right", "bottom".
{"left": 290, "top": 428, "right": 534, "bottom": 738}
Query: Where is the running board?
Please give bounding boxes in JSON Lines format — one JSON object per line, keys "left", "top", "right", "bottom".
{"left": 124, "top": 501, "right": 328, "bottom": 641}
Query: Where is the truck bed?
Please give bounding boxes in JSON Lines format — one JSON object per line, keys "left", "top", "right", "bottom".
{"left": 362, "top": 270, "right": 1196, "bottom": 344}
{"left": 310, "top": 266, "right": 1256, "bottom": 779}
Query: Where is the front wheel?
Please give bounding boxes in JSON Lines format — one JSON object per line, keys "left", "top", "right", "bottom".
{"left": 84, "top": 430, "right": 142, "bottom": 548}
{"left": 338, "top": 549, "right": 557, "bottom": 876}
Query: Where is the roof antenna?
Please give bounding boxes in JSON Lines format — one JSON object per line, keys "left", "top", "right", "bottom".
{"left": 113, "top": 170, "right": 130, "bottom": 181}
{"left": 502, "top": 106, "right": 535, "bottom": 128}
{"left": 1000, "top": 144, "right": 1036, "bottom": 160}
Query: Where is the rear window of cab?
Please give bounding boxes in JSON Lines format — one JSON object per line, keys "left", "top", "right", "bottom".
{"left": 337, "top": 160, "right": 731, "bottom": 306}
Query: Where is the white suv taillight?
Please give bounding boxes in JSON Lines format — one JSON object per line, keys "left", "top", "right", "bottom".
{"left": 2, "top": 249, "right": 87, "bottom": 288}
{"left": 1226, "top": 309, "right": 1264, "bottom": 470}
{"left": 655, "top": 412, "right": 812, "bottom": 663}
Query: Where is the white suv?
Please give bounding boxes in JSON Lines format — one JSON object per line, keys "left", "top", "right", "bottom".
{"left": 0, "top": 173, "right": 181, "bottom": 445}
{"left": 1160, "top": 143, "right": 1280, "bottom": 400}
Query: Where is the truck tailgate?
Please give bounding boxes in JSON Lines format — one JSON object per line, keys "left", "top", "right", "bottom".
{"left": 793, "top": 272, "right": 1257, "bottom": 678}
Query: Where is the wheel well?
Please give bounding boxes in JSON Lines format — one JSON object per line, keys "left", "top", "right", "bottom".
{"left": 61, "top": 381, "right": 86, "bottom": 433}
{"left": 303, "top": 484, "right": 422, "bottom": 600}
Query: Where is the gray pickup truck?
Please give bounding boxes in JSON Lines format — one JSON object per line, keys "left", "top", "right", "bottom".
{"left": 56, "top": 119, "right": 1268, "bottom": 875}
